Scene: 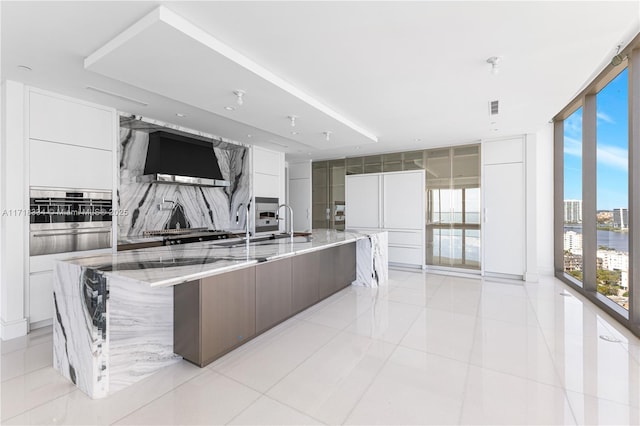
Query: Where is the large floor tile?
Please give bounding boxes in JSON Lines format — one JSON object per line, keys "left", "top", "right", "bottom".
{"left": 210, "top": 320, "right": 339, "bottom": 392}
{"left": 426, "top": 280, "right": 481, "bottom": 316}
{"left": 267, "top": 331, "right": 395, "bottom": 424}
{"left": 228, "top": 395, "right": 323, "bottom": 425}
{"left": 566, "top": 390, "right": 640, "bottom": 425}
{"left": 345, "top": 299, "right": 423, "bottom": 344}
{"left": 386, "top": 286, "right": 431, "bottom": 307}
{"left": 469, "top": 317, "right": 562, "bottom": 387}
{"left": 549, "top": 328, "right": 640, "bottom": 407}
{"left": 1, "top": 366, "right": 76, "bottom": 421}
{"left": 113, "top": 370, "right": 260, "bottom": 425}
{"left": 477, "top": 292, "right": 539, "bottom": 326}
{"left": 1, "top": 326, "right": 53, "bottom": 356}
{"left": 2, "top": 340, "right": 52, "bottom": 382}
{"left": 344, "top": 346, "right": 467, "bottom": 425}
{"left": 460, "top": 366, "right": 576, "bottom": 425}
{"left": 400, "top": 307, "right": 477, "bottom": 362}
{"left": 302, "top": 292, "right": 377, "bottom": 330}
{"left": 2, "top": 360, "right": 204, "bottom": 425}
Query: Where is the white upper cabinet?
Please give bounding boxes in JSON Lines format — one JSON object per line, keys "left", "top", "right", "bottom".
{"left": 30, "top": 139, "right": 113, "bottom": 190}
{"left": 482, "top": 137, "right": 524, "bottom": 165}
{"left": 345, "top": 174, "right": 381, "bottom": 229}
{"left": 29, "top": 90, "right": 114, "bottom": 151}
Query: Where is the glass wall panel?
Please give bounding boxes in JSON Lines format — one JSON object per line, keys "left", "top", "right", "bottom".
{"left": 426, "top": 145, "right": 480, "bottom": 269}
{"left": 563, "top": 107, "right": 583, "bottom": 284}
{"left": 596, "top": 69, "right": 629, "bottom": 309}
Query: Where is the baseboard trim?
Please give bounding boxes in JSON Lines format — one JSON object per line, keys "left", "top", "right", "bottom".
{"left": 1, "top": 317, "right": 28, "bottom": 340}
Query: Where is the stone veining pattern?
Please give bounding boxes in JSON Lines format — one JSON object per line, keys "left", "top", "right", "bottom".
{"left": 117, "top": 127, "right": 251, "bottom": 237}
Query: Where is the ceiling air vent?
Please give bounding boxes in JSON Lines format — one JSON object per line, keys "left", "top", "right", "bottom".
{"left": 489, "top": 100, "right": 499, "bottom": 116}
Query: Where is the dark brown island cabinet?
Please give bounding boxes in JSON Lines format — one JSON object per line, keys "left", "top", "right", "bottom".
{"left": 174, "top": 242, "right": 356, "bottom": 367}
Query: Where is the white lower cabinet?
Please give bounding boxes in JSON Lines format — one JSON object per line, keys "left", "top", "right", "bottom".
{"left": 29, "top": 271, "right": 53, "bottom": 324}
{"left": 28, "top": 248, "right": 112, "bottom": 326}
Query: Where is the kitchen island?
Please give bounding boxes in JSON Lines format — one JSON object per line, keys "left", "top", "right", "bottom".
{"left": 53, "top": 229, "right": 387, "bottom": 399}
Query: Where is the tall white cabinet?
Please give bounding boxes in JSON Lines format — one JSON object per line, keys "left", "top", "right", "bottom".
{"left": 346, "top": 170, "right": 425, "bottom": 267}
{"left": 481, "top": 136, "right": 536, "bottom": 280}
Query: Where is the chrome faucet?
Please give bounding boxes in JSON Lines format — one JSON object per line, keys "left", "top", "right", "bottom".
{"left": 276, "top": 204, "right": 294, "bottom": 240}
{"left": 235, "top": 202, "right": 251, "bottom": 241}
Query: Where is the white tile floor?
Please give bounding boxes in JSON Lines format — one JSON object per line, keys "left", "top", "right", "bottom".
{"left": 3, "top": 270, "right": 640, "bottom": 424}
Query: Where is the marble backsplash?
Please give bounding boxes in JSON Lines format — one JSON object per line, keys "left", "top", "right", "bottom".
{"left": 118, "top": 126, "right": 251, "bottom": 237}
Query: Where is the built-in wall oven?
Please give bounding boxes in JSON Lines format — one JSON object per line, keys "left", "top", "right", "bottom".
{"left": 255, "top": 197, "right": 279, "bottom": 233}
{"left": 29, "top": 188, "right": 113, "bottom": 256}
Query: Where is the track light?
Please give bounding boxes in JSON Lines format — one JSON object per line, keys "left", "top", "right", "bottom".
{"left": 288, "top": 115, "right": 297, "bottom": 127}
{"left": 486, "top": 56, "right": 502, "bottom": 75}
{"left": 324, "top": 131, "right": 332, "bottom": 141}
{"left": 233, "top": 90, "right": 245, "bottom": 106}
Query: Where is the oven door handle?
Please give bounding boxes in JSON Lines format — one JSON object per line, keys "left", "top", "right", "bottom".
{"left": 32, "top": 229, "right": 112, "bottom": 237}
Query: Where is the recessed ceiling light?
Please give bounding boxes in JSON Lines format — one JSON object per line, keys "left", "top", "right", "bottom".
{"left": 355, "top": 146, "right": 360, "bottom": 150}
{"left": 247, "top": 134, "right": 252, "bottom": 138}
{"left": 224, "top": 106, "right": 235, "bottom": 111}
{"left": 175, "top": 113, "right": 186, "bottom": 118}
{"left": 17, "top": 65, "right": 32, "bottom": 71}
{"left": 414, "top": 138, "right": 421, "bottom": 142}
{"left": 291, "top": 131, "right": 299, "bottom": 135}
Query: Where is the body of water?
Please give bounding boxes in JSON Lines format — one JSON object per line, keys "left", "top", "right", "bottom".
{"left": 565, "top": 225, "right": 629, "bottom": 252}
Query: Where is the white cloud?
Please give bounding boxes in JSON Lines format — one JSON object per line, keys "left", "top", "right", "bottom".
{"left": 564, "top": 136, "right": 582, "bottom": 157}
{"left": 564, "top": 111, "right": 582, "bottom": 139}
{"left": 597, "top": 144, "right": 628, "bottom": 170}
{"left": 597, "top": 111, "right": 615, "bottom": 124}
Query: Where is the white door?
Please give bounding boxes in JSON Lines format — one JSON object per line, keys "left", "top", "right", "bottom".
{"left": 383, "top": 171, "right": 424, "bottom": 230}
{"left": 346, "top": 174, "right": 380, "bottom": 228}
{"left": 483, "top": 163, "right": 524, "bottom": 276}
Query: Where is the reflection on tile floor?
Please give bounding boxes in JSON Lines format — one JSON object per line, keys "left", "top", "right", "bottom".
{"left": 4, "top": 271, "right": 640, "bottom": 424}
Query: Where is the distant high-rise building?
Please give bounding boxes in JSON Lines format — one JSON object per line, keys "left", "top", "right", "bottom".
{"left": 613, "top": 208, "right": 629, "bottom": 229}
{"left": 564, "top": 231, "right": 583, "bottom": 253}
{"left": 564, "top": 200, "right": 582, "bottom": 223}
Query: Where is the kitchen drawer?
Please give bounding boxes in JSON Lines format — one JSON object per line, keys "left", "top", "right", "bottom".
{"left": 29, "top": 271, "right": 53, "bottom": 323}
{"left": 386, "top": 230, "right": 423, "bottom": 246}
{"left": 30, "top": 90, "right": 114, "bottom": 150}
{"left": 389, "top": 245, "right": 423, "bottom": 266}
{"left": 30, "top": 248, "right": 112, "bottom": 273}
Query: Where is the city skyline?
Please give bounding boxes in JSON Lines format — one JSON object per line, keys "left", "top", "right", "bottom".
{"left": 564, "top": 68, "right": 629, "bottom": 211}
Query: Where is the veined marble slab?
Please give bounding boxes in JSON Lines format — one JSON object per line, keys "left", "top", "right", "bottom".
{"left": 53, "top": 262, "right": 179, "bottom": 399}
{"left": 353, "top": 231, "right": 389, "bottom": 287}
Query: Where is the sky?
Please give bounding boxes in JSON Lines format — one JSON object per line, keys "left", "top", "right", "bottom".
{"left": 564, "top": 68, "right": 629, "bottom": 211}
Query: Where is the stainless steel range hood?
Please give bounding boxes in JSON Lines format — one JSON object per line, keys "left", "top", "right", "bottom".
{"left": 138, "top": 131, "right": 230, "bottom": 188}
{"left": 135, "top": 173, "right": 230, "bottom": 187}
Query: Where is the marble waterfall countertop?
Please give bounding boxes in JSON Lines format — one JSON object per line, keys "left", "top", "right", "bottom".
{"left": 59, "top": 229, "right": 372, "bottom": 287}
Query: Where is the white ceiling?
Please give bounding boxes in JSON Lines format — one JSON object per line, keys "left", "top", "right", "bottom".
{"left": 2, "top": 1, "right": 639, "bottom": 161}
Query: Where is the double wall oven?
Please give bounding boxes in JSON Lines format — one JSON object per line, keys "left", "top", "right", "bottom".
{"left": 29, "top": 188, "right": 113, "bottom": 256}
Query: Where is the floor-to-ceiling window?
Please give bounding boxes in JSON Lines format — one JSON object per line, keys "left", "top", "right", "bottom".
{"left": 555, "top": 45, "right": 636, "bottom": 333}
{"left": 563, "top": 107, "right": 584, "bottom": 284}
{"left": 596, "top": 68, "right": 629, "bottom": 309}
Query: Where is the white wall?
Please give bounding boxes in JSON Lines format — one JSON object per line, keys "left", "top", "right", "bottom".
{"left": 535, "top": 123, "right": 555, "bottom": 276}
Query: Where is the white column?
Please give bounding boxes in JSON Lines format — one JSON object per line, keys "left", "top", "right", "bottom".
{"left": 1, "top": 80, "right": 28, "bottom": 339}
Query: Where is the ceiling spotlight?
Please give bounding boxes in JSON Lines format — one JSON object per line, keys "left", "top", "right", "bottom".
{"left": 233, "top": 90, "right": 245, "bottom": 106}
{"left": 224, "top": 106, "right": 235, "bottom": 111}
{"left": 288, "top": 115, "right": 297, "bottom": 127}
{"left": 175, "top": 113, "right": 186, "bottom": 118}
{"left": 324, "top": 131, "right": 332, "bottom": 141}
{"left": 291, "top": 131, "right": 299, "bottom": 135}
{"left": 247, "top": 134, "right": 252, "bottom": 138}
{"left": 486, "top": 56, "right": 502, "bottom": 74}
{"left": 414, "top": 138, "right": 422, "bottom": 142}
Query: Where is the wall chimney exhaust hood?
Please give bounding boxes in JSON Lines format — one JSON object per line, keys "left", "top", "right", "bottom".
{"left": 137, "top": 131, "right": 230, "bottom": 187}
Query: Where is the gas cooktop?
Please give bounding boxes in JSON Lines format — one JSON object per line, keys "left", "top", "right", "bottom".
{"left": 143, "top": 228, "right": 235, "bottom": 245}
